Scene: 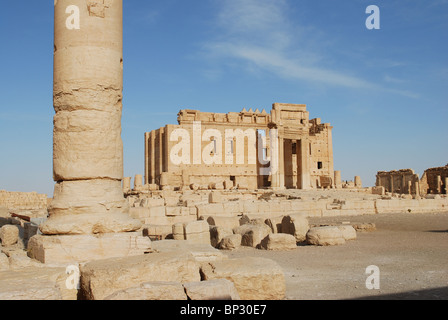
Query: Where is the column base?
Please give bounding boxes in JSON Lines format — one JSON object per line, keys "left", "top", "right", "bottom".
{"left": 27, "top": 232, "right": 151, "bottom": 265}
{"left": 40, "top": 212, "right": 142, "bottom": 235}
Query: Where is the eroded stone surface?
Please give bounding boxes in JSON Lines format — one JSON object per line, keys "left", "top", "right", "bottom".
{"left": 200, "top": 257, "right": 285, "bottom": 300}
{"left": 306, "top": 226, "right": 346, "bottom": 246}
{"left": 104, "top": 281, "right": 187, "bottom": 300}
{"left": 27, "top": 232, "right": 151, "bottom": 265}
{"left": 0, "top": 225, "right": 19, "bottom": 247}
{"left": 259, "top": 233, "right": 297, "bottom": 250}
{"left": 184, "top": 279, "right": 240, "bottom": 300}
{"left": 0, "top": 267, "right": 77, "bottom": 300}
{"left": 80, "top": 252, "right": 201, "bottom": 300}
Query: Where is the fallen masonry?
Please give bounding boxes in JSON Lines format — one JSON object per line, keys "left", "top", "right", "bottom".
{"left": 1, "top": 187, "right": 447, "bottom": 299}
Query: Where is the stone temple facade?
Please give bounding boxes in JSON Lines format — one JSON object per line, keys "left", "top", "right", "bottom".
{"left": 144, "top": 103, "right": 335, "bottom": 191}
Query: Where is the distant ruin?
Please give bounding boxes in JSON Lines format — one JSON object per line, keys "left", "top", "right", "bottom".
{"left": 143, "top": 103, "right": 336, "bottom": 191}
{"left": 376, "top": 164, "right": 448, "bottom": 196}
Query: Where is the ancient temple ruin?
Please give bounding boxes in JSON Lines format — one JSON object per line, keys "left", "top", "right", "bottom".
{"left": 144, "top": 103, "right": 335, "bottom": 191}
{"left": 376, "top": 164, "right": 448, "bottom": 196}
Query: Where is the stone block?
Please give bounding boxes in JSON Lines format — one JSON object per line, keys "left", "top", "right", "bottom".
{"left": 27, "top": 232, "right": 151, "bottom": 265}
{"left": 265, "top": 216, "right": 283, "bottom": 233}
{"left": 222, "top": 201, "right": 241, "bottom": 215}
{"left": 0, "top": 252, "right": 9, "bottom": 271}
{"left": 233, "top": 224, "right": 271, "bottom": 248}
{"left": 196, "top": 203, "right": 225, "bottom": 216}
{"left": 200, "top": 257, "right": 285, "bottom": 300}
{"left": 218, "top": 234, "right": 242, "bottom": 251}
{"left": 202, "top": 216, "right": 241, "bottom": 230}
{"left": 142, "top": 224, "right": 173, "bottom": 240}
{"left": 337, "top": 225, "right": 357, "bottom": 241}
{"left": 0, "top": 225, "right": 19, "bottom": 246}
{"left": 6, "top": 250, "right": 43, "bottom": 269}
{"left": 175, "top": 220, "right": 211, "bottom": 245}
{"left": 306, "top": 226, "right": 346, "bottom": 246}
{"left": 259, "top": 233, "right": 297, "bottom": 250}
{"left": 372, "top": 186, "right": 385, "bottom": 195}
{"left": 80, "top": 252, "right": 201, "bottom": 300}
{"left": 151, "top": 240, "right": 227, "bottom": 262}
{"left": 210, "top": 226, "right": 233, "bottom": 248}
{"left": 104, "top": 281, "right": 187, "bottom": 300}
{"left": 165, "top": 206, "right": 183, "bottom": 217}
{"left": 0, "top": 267, "right": 77, "bottom": 300}
{"left": 129, "top": 207, "right": 151, "bottom": 219}
{"left": 209, "top": 191, "right": 223, "bottom": 204}
{"left": 352, "top": 223, "right": 376, "bottom": 232}
{"left": 184, "top": 279, "right": 240, "bottom": 300}
{"left": 172, "top": 223, "right": 185, "bottom": 240}
{"left": 281, "top": 213, "right": 309, "bottom": 242}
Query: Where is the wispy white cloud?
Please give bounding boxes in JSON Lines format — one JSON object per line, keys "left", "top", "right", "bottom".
{"left": 202, "top": 0, "right": 418, "bottom": 98}
{"left": 384, "top": 74, "right": 406, "bottom": 84}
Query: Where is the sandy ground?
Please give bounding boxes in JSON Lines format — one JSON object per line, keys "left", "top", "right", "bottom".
{"left": 226, "top": 211, "right": 448, "bottom": 300}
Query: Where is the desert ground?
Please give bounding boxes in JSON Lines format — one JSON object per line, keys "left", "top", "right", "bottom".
{"left": 227, "top": 211, "right": 448, "bottom": 300}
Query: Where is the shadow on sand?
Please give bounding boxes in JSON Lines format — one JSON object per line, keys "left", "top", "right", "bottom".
{"left": 350, "top": 287, "right": 448, "bottom": 300}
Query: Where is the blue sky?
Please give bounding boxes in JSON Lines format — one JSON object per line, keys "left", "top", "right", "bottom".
{"left": 0, "top": 0, "right": 447, "bottom": 197}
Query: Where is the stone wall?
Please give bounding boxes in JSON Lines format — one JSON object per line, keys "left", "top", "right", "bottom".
{"left": 0, "top": 191, "right": 48, "bottom": 210}
{"left": 377, "top": 165, "right": 448, "bottom": 196}
{"left": 420, "top": 165, "right": 448, "bottom": 195}
{"left": 376, "top": 169, "right": 419, "bottom": 194}
{"left": 127, "top": 189, "right": 448, "bottom": 227}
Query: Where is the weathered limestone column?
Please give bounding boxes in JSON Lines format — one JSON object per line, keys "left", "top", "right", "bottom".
{"left": 407, "top": 181, "right": 412, "bottom": 195}
{"left": 436, "top": 175, "right": 442, "bottom": 194}
{"left": 354, "top": 176, "right": 362, "bottom": 188}
{"left": 278, "top": 138, "right": 285, "bottom": 188}
{"left": 122, "top": 177, "right": 131, "bottom": 192}
{"left": 414, "top": 181, "right": 420, "bottom": 197}
{"left": 134, "top": 174, "right": 143, "bottom": 189}
{"left": 299, "top": 138, "right": 311, "bottom": 189}
{"left": 334, "top": 171, "right": 342, "bottom": 189}
{"left": 445, "top": 177, "right": 448, "bottom": 195}
{"left": 41, "top": 0, "right": 141, "bottom": 235}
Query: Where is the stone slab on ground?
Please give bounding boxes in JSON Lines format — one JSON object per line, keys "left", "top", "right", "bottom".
{"left": 218, "top": 234, "right": 242, "bottom": 251}
{"left": 306, "top": 226, "right": 346, "bottom": 246}
{"left": 0, "top": 252, "right": 9, "bottom": 271}
{"left": 0, "top": 267, "right": 77, "bottom": 300}
{"left": 200, "top": 257, "right": 285, "bottom": 300}
{"left": 3, "top": 249, "right": 44, "bottom": 269}
{"left": 27, "top": 232, "right": 151, "bottom": 265}
{"left": 210, "top": 226, "right": 233, "bottom": 248}
{"left": 80, "top": 252, "right": 201, "bottom": 300}
{"left": 281, "top": 213, "right": 309, "bottom": 242}
{"left": 337, "top": 225, "right": 357, "bottom": 241}
{"left": 183, "top": 279, "right": 240, "bottom": 300}
{"left": 259, "top": 233, "right": 297, "bottom": 250}
{"left": 104, "top": 281, "right": 187, "bottom": 300}
{"left": 233, "top": 224, "right": 272, "bottom": 248}
{"left": 151, "top": 240, "right": 227, "bottom": 262}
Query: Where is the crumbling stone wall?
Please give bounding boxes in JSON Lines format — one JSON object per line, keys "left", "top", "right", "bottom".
{"left": 420, "top": 164, "right": 448, "bottom": 195}
{"left": 0, "top": 191, "right": 47, "bottom": 210}
{"left": 376, "top": 169, "right": 419, "bottom": 194}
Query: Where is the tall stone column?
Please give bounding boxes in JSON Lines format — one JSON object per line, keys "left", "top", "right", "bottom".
{"left": 41, "top": 0, "right": 141, "bottom": 235}
{"left": 334, "top": 171, "right": 342, "bottom": 189}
